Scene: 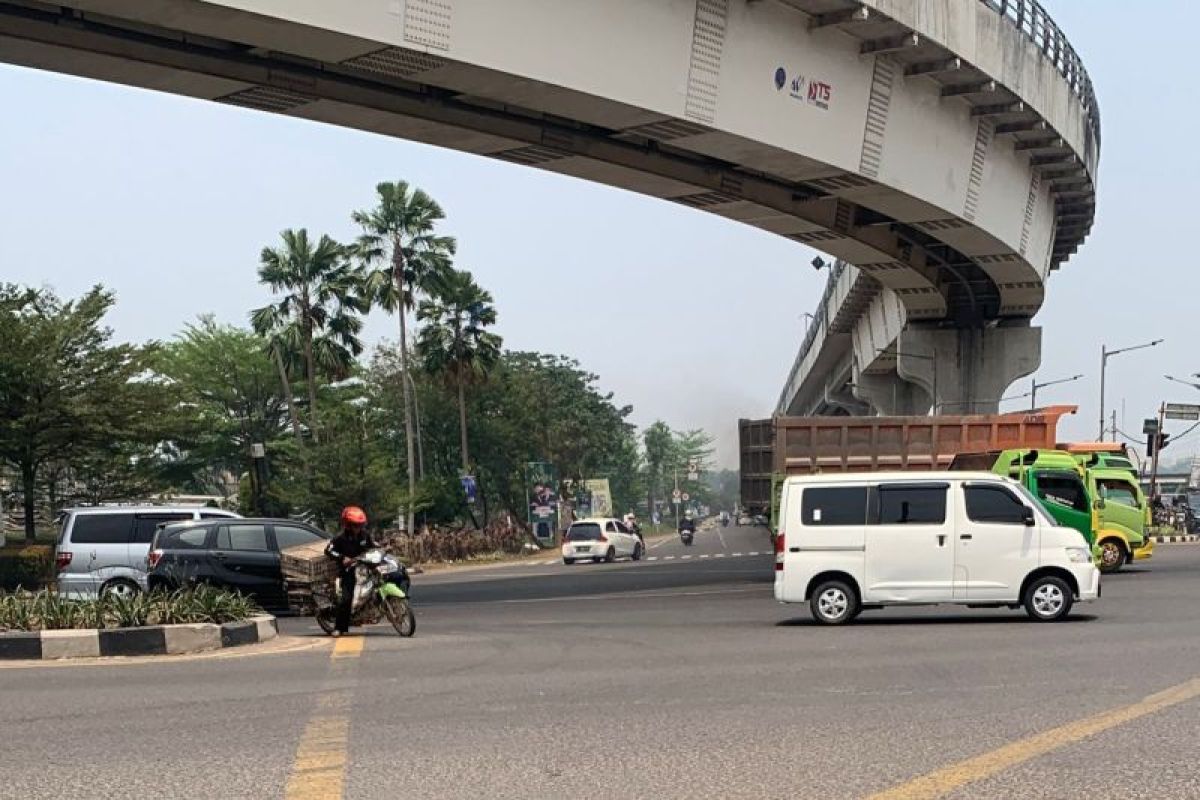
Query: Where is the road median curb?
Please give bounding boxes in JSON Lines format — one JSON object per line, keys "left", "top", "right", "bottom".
{"left": 1152, "top": 535, "right": 1198, "bottom": 544}
{"left": 0, "top": 614, "right": 277, "bottom": 660}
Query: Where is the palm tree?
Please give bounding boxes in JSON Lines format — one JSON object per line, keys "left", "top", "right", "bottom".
{"left": 352, "top": 181, "right": 455, "bottom": 533}
{"left": 262, "top": 326, "right": 305, "bottom": 447}
{"left": 250, "top": 228, "right": 365, "bottom": 443}
{"left": 416, "top": 269, "right": 502, "bottom": 473}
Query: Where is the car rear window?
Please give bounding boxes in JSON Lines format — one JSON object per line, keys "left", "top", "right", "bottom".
{"left": 566, "top": 523, "right": 602, "bottom": 541}
{"left": 162, "top": 526, "right": 211, "bottom": 549}
{"left": 69, "top": 514, "right": 133, "bottom": 544}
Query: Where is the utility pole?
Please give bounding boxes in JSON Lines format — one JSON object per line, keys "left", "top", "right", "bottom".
{"left": 1149, "top": 402, "right": 1166, "bottom": 499}
{"left": 1110, "top": 409, "right": 1117, "bottom": 442}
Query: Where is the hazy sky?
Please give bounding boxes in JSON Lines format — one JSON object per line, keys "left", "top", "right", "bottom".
{"left": 1, "top": 1, "right": 1197, "bottom": 471}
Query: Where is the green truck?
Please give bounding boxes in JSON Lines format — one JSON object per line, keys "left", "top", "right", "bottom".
{"left": 952, "top": 448, "right": 1152, "bottom": 573}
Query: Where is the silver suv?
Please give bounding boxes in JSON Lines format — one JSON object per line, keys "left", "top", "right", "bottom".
{"left": 55, "top": 506, "right": 239, "bottom": 599}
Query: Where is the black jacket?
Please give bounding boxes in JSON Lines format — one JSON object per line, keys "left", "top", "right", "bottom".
{"left": 326, "top": 530, "right": 373, "bottom": 564}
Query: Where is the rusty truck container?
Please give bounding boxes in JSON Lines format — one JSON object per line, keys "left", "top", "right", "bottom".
{"left": 739, "top": 406, "right": 1077, "bottom": 514}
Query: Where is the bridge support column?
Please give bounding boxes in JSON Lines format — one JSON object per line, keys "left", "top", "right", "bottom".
{"left": 897, "top": 324, "right": 1042, "bottom": 414}
{"left": 852, "top": 372, "right": 932, "bottom": 416}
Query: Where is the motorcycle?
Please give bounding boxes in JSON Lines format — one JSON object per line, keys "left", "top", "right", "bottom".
{"left": 680, "top": 527, "right": 694, "bottom": 546}
{"left": 315, "top": 549, "right": 415, "bottom": 637}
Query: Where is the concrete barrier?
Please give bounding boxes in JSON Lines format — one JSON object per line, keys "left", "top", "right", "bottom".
{"left": 0, "top": 614, "right": 278, "bottom": 660}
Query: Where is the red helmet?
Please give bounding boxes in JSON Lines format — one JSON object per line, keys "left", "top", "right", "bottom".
{"left": 341, "top": 506, "right": 367, "bottom": 526}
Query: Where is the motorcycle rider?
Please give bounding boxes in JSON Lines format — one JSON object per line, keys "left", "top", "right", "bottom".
{"left": 678, "top": 514, "right": 696, "bottom": 540}
{"left": 624, "top": 511, "right": 644, "bottom": 545}
{"left": 325, "top": 506, "right": 373, "bottom": 637}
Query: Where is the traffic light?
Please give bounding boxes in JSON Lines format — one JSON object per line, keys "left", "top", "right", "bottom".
{"left": 1147, "top": 431, "right": 1170, "bottom": 456}
{"left": 1158, "top": 431, "right": 1170, "bottom": 452}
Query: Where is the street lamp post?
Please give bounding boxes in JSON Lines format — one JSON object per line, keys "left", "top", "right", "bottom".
{"left": 1164, "top": 374, "right": 1200, "bottom": 392}
{"left": 1099, "top": 339, "right": 1162, "bottom": 440}
{"left": 1030, "top": 373, "right": 1084, "bottom": 411}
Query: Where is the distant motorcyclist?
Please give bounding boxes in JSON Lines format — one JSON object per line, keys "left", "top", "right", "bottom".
{"left": 678, "top": 516, "right": 696, "bottom": 534}
{"left": 624, "top": 512, "right": 644, "bottom": 545}
{"left": 325, "top": 506, "right": 373, "bottom": 637}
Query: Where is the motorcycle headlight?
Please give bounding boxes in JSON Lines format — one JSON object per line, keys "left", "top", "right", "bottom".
{"left": 1066, "top": 547, "right": 1092, "bottom": 564}
{"left": 363, "top": 549, "right": 384, "bottom": 565}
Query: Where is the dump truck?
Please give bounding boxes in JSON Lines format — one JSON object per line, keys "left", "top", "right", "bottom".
{"left": 739, "top": 406, "right": 1078, "bottom": 522}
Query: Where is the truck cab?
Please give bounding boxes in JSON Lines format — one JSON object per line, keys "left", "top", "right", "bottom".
{"left": 985, "top": 449, "right": 1148, "bottom": 573}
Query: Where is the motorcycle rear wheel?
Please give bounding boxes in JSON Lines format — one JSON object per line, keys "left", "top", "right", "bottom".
{"left": 384, "top": 596, "right": 416, "bottom": 637}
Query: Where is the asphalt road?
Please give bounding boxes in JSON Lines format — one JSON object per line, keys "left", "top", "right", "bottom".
{"left": 3, "top": 525, "right": 1200, "bottom": 800}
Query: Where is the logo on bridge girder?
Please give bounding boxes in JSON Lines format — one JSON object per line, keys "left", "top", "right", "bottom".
{"left": 774, "top": 66, "right": 832, "bottom": 111}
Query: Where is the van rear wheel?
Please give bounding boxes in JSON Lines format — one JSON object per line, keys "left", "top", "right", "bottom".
{"left": 100, "top": 579, "right": 140, "bottom": 601}
{"left": 1023, "top": 575, "right": 1073, "bottom": 622}
{"left": 810, "top": 580, "right": 859, "bottom": 625}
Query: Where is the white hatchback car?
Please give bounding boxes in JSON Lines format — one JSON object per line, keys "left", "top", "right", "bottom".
{"left": 562, "top": 518, "right": 644, "bottom": 564}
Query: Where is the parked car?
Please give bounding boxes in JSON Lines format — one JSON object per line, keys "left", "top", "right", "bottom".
{"left": 55, "top": 506, "right": 239, "bottom": 600}
{"left": 562, "top": 518, "right": 643, "bottom": 564}
{"left": 147, "top": 518, "right": 330, "bottom": 611}
{"left": 773, "top": 472, "right": 1100, "bottom": 624}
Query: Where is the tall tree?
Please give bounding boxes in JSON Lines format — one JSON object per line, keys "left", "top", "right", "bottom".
{"left": 250, "top": 228, "right": 365, "bottom": 443}
{"left": 416, "top": 269, "right": 502, "bottom": 474}
{"left": 0, "top": 285, "right": 160, "bottom": 540}
{"left": 353, "top": 181, "right": 455, "bottom": 532}
{"left": 643, "top": 421, "right": 673, "bottom": 523}
{"left": 155, "top": 316, "right": 293, "bottom": 514}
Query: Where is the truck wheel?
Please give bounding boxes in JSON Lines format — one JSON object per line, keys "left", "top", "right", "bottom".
{"left": 1097, "top": 539, "right": 1127, "bottom": 574}
{"left": 809, "top": 580, "right": 859, "bottom": 625}
{"left": 1023, "top": 575, "right": 1073, "bottom": 622}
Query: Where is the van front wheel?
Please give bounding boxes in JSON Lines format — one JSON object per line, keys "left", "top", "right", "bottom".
{"left": 810, "top": 580, "right": 859, "bottom": 626}
{"left": 1023, "top": 575, "right": 1073, "bottom": 622}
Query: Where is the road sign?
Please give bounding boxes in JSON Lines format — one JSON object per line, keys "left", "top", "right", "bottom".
{"left": 1143, "top": 418, "right": 1160, "bottom": 434}
{"left": 687, "top": 459, "right": 698, "bottom": 472}
{"left": 687, "top": 472, "right": 698, "bottom": 481}
{"left": 1165, "top": 403, "right": 1200, "bottom": 421}
{"left": 681, "top": 492, "right": 690, "bottom": 502}
{"left": 672, "top": 489, "right": 682, "bottom": 502}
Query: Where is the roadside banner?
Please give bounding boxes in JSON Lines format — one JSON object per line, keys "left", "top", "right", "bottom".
{"left": 583, "top": 478, "right": 613, "bottom": 517}
{"left": 526, "top": 462, "right": 558, "bottom": 544}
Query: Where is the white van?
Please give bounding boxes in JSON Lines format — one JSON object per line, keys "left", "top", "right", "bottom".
{"left": 773, "top": 472, "right": 1100, "bottom": 624}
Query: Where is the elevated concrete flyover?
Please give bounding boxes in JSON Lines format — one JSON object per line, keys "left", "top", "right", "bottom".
{"left": 0, "top": 0, "right": 1096, "bottom": 411}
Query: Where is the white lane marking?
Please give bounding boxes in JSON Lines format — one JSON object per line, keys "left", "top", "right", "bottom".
{"left": 491, "top": 587, "right": 767, "bottom": 605}
{"left": 749, "top": 551, "right": 759, "bottom": 556}
{"left": 714, "top": 553, "right": 726, "bottom": 558}
{"left": 699, "top": 554, "right": 710, "bottom": 559}
{"left": 680, "top": 555, "right": 692, "bottom": 560}
{"left": 732, "top": 553, "right": 743, "bottom": 557}
{"left": 716, "top": 526, "right": 728, "bottom": 549}
{"left": 647, "top": 556, "right": 658, "bottom": 561}
{"left": 663, "top": 555, "right": 676, "bottom": 560}
{"left": 542, "top": 560, "right": 557, "bottom": 565}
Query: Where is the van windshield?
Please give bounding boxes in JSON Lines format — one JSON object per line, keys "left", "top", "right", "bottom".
{"left": 1011, "top": 483, "right": 1056, "bottom": 526}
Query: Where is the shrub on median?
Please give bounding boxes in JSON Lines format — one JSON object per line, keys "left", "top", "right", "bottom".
{"left": 0, "top": 545, "right": 54, "bottom": 592}
{"left": 0, "top": 584, "right": 262, "bottom": 632}
{"left": 384, "top": 521, "right": 530, "bottom": 564}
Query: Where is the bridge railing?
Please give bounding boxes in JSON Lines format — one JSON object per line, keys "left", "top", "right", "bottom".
{"left": 981, "top": 0, "right": 1100, "bottom": 148}
{"left": 776, "top": 259, "right": 847, "bottom": 413}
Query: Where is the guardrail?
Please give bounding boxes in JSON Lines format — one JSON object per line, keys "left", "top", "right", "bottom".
{"left": 775, "top": 259, "right": 847, "bottom": 413}
{"left": 982, "top": 0, "right": 1100, "bottom": 149}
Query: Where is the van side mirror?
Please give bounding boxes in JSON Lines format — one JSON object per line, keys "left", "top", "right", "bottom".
{"left": 1093, "top": 497, "right": 1105, "bottom": 510}
{"left": 1022, "top": 507, "right": 1036, "bottom": 527}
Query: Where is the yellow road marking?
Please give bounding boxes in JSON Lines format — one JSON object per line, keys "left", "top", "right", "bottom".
{"left": 331, "top": 635, "right": 365, "bottom": 659}
{"left": 867, "top": 676, "right": 1200, "bottom": 800}
{"left": 285, "top": 637, "right": 365, "bottom": 799}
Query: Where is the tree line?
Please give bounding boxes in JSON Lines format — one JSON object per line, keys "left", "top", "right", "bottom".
{"left": 0, "top": 181, "right": 729, "bottom": 542}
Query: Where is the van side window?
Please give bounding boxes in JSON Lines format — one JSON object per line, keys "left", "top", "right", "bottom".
{"left": 132, "top": 513, "right": 192, "bottom": 544}
{"left": 801, "top": 487, "right": 868, "bottom": 526}
{"left": 69, "top": 514, "right": 133, "bottom": 544}
{"left": 1035, "top": 475, "right": 1089, "bottom": 513}
{"left": 876, "top": 486, "right": 947, "bottom": 525}
{"left": 964, "top": 486, "right": 1027, "bottom": 524}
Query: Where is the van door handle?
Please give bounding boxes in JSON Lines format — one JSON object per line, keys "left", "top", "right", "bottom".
{"left": 937, "top": 535, "right": 946, "bottom": 547}
{"left": 960, "top": 534, "right": 973, "bottom": 540}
